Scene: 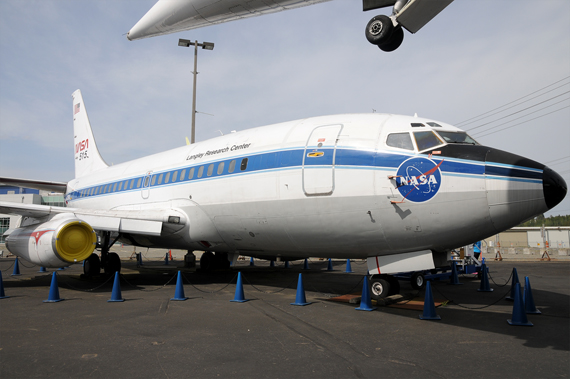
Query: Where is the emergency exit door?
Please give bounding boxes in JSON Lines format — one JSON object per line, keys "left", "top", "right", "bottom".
{"left": 302, "top": 124, "right": 342, "bottom": 196}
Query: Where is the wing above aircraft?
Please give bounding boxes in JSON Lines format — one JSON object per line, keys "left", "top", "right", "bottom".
{"left": 127, "top": 0, "right": 454, "bottom": 52}
{"left": 0, "top": 177, "right": 67, "bottom": 193}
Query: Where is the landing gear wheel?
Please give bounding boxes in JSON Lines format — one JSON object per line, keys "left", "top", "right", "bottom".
{"left": 104, "top": 252, "right": 121, "bottom": 274}
{"left": 365, "top": 15, "right": 394, "bottom": 45}
{"left": 378, "top": 25, "right": 404, "bottom": 52}
{"left": 200, "top": 251, "right": 215, "bottom": 271}
{"left": 83, "top": 253, "right": 100, "bottom": 277}
{"left": 410, "top": 272, "right": 425, "bottom": 290}
{"left": 369, "top": 277, "right": 390, "bottom": 300}
{"left": 388, "top": 276, "right": 400, "bottom": 296}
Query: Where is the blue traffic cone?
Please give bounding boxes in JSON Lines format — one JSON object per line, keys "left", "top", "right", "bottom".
{"left": 249, "top": 257, "right": 255, "bottom": 266}
{"left": 11, "top": 258, "right": 21, "bottom": 276}
{"left": 356, "top": 276, "right": 376, "bottom": 311}
{"left": 345, "top": 259, "right": 353, "bottom": 273}
{"left": 449, "top": 261, "right": 462, "bottom": 285}
{"left": 524, "top": 276, "right": 541, "bottom": 315}
{"left": 507, "top": 282, "right": 533, "bottom": 326}
{"left": 284, "top": 261, "right": 290, "bottom": 269}
{"left": 43, "top": 272, "right": 63, "bottom": 302}
{"left": 477, "top": 264, "right": 493, "bottom": 292}
{"left": 164, "top": 253, "right": 169, "bottom": 265}
{"left": 303, "top": 259, "right": 309, "bottom": 270}
{"left": 0, "top": 271, "right": 8, "bottom": 299}
{"left": 327, "top": 258, "right": 333, "bottom": 271}
{"left": 291, "top": 273, "right": 311, "bottom": 306}
{"left": 138, "top": 253, "right": 143, "bottom": 266}
{"left": 171, "top": 271, "right": 188, "bottom": 301}
{"left": 108, "top": 272, "right": 124, "bottom": 302}
{"left": 58, "top": 266, "right": 65, "bottom": 271}
{"left": 38, "top": 266, "right": 47, "bottom": 273}
{"left": 230, "top": 272, "right": 249, "bottom": 303}
{"left": 419, "top": 281, "right": 441, "bottom": 320}
{"left": 506, "top": 267, "right": 520, "bottom": 301}
{"left": 270, "top": 260, "right": 275, "bottom": 267}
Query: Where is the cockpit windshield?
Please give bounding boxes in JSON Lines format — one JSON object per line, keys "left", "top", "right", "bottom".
{"left": 437, "top": 131, "right": 479, "bottom": 145}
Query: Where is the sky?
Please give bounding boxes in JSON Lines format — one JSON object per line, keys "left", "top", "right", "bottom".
{"left": 0, "top": 0, "right": 569, "bottom": 216}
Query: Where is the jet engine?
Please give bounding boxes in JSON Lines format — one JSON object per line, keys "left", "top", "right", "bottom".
{"left": 5, "top": 214, "right": 97, "bottom": 268}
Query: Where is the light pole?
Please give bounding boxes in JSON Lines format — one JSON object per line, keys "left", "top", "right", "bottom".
{"left": 178, "top": 39, "right": 214, "bottom": 144}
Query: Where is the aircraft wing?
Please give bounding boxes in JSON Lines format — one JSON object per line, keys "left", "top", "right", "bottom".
{"left": 0, "top": 176, "right": 68, "bottom": 193}
{"left": 395, "top": 0, "right": 454, "bottom": 34}
{"left": 0, "top": 201, "right": 186, "bottom": 237}
{"left": 127, "top": 0, "right": 332, "bottom": 40}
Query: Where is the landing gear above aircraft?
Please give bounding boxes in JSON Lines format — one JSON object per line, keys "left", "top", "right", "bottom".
{"left": 365, "top": 14, "right": 404, "bottom": 52}
{"left": 369, "top": 275, "right": 400, "bottom": 300}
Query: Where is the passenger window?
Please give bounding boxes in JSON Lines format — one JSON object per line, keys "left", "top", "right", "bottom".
{"left": 144, "top": 177, "right": 150, "bottom": 187}
{"left": 136, "top": 178, "right": 142, "bottom": 188}
{"left": 118, "top": 182, "right": 123, "bottom": 191}
{"left": 151, "top": 175, "right": 157, "bottom": 186}
{"left": 198, "top": 166, "right": 204, "bottom": 178}
{"left": 240, "top": 158, "right": 248, "bottom": 171}
{"left": 130, "top": 179, "right": 135, "bottom": 189}
{"left": 414, "top": 131, "right": 443, "bottom": 151}
{"left": 217, "top": 162, "right": 225, "bottom": 175}
{"left": 172, "top": 171, "right": 178, "bottom": 182}
{"left": 165, "top": 172, "right": 171, "bottom": 183}
{"left": 207, "top": 164, "right": 214, "bottom": 176}
{"left": 188, "top": 168, "right": 195, "bottom": 179}
{"left": 386, "top": 133, "right": 414, "bottom": 150}
{"left": 158, "top": 174, "right": 163, "bottom": 184}
{"left": 180, "top": 169, "right": 186, "bottom": 180}
{"left": 228, "top": 160, "right": 236, "bottom": 173}
{"left": 113, "top": 183, "right": 117, "bottom": 192}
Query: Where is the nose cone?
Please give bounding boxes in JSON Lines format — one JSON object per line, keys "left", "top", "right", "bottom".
{"left": 543, "top": 166, "right": 567, "bottom": 210}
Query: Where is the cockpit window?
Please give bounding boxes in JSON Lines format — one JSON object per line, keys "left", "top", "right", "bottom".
{"left": 436, "top": 131, "right": 479, "bottom": 145}
{"left": 414, "top": 131, "right": 444, "bottom": 151}
{"left": 386, "top": 133, "right": 414, "bottom": 150}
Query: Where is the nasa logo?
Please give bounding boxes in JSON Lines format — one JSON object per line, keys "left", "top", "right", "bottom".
{"left": 395, "top": 157, "right": 443, "bottom": 203}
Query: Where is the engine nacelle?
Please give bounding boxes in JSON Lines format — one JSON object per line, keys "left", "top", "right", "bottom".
{"left": 5, "top": 214, "right": 97, "bottom": 268}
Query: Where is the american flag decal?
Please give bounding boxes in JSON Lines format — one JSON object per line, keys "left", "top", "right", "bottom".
{"left": 74, "top": 103, "right": 80, "bottom": 114}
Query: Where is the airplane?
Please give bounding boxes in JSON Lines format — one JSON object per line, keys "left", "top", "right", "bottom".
{"left": 0, "top": 89, "right": 566, "bottom": 299}
{"left": 127, "top": 0, "right": 455, "bottom": 52}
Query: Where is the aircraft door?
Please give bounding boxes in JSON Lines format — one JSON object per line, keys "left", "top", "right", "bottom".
{"left": 303, "top": 124, "right": 343, "bottom": 196}
{"left": 141, "top": 171, "right": 153, "bottom": 199}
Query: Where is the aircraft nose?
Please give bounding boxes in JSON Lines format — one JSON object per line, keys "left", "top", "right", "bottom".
{"left": 543, "top": 166, "right": 567, "bottom": 210}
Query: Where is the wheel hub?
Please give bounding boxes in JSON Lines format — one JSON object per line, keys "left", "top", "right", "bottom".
{"left": 369, "top": 21, "right": 383, "bottom": 36}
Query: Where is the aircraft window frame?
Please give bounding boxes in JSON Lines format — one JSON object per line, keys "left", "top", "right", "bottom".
{"left": 197, "top": 166, "right": 204, "bottom": 178}
{"left": 207, "top": 164, "right": 214, "bottom": 177}
{"left": 386, "top": 132, "right": 414, "bottom": 151}
{"left": 165, "top": 172, "right": 171, "bottom": 184}
{"left": 436, "top": 131, "right": 479, "bottom": 145}
{"left": 158, "top": 174, "right": 163, "bottom": 184}
{"left": 180, "top": 169, "right": 186, "bottom": 180}
{"left": 118, "top": 182, "right": 123, "bottom": 191}
{"left": 217, "top": 162, "right": 225, "bottom": 175}
{"left": 172, "top": 171, "right": 178, "bottom": 182}
{"left": 228, "top": 160, "right": 236, "bottom": 173}
{"left": 136, "top": 178, "right": 142, "bottom": 188}
{"left": 240, "top": 158, "right": 248, "bottom": 171}
{"left": 113, "top": 183, "right": 117, "bottom": 192}
{"left": 188, "top": 168, "right": 195, "bottom": 179}
{"left": 413, "top": 131, "right": 444, "bottom": 152}
{"left": 151, "top": 175, "right": 157, "bottom": 186}
{"left": 144, "top": 176, "right": 150, "bottom": 187}
{"left": 130, "top": 179, "right": 135, "bottom": 189}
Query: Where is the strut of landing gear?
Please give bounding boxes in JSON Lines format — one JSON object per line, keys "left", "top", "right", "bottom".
{"left": 199, "top": 251, "right": 231, "bottom": 272}
{"left": 83, "top": 231, "right": 121, "bottom": 277}
{"left": 369, "top": 275, "right": 400, "bottom": 300}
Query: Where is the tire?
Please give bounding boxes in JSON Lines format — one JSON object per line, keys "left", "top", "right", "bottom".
{"left": 365, "top": 15, "right": 393, "bottom": 45}
{"left": 200, "top": 251, "right": 215, "bottom": 271}
{"left": 105, "top": 252, "right": 121, "bottom": 274}
{"left": 369, "top": 277, "right": 391, "bottom": 300}
{"left": 387, "top": 276, "right": 400, "bottom": 296}
{"left": 378, "top": 25, "right": 404, "bottom": 52}
{"left": 84, "top": 253, "right": 100, "bottom": 277}
{"left": 410, "top": 272, "right": 425, "bottom": 290}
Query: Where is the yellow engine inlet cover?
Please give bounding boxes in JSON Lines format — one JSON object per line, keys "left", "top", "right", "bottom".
{"left": 55, "top": 221, "right": 96, "bottom": 263}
